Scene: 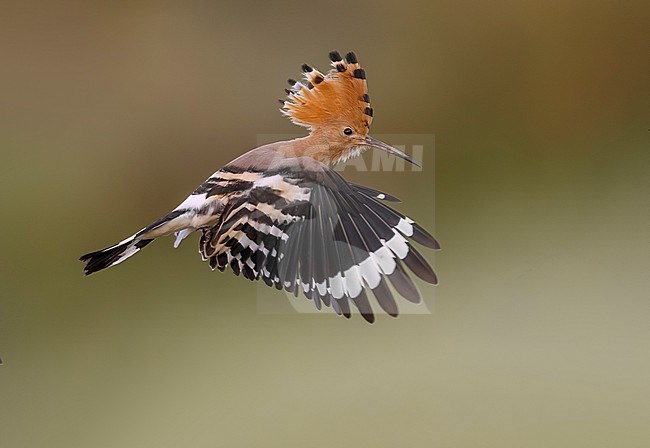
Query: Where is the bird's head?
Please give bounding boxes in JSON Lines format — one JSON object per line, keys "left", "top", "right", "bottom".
{"left": 280, "top": 51, "right": 418, "bottom": 167}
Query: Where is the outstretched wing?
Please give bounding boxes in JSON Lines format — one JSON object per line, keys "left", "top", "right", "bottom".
{"left": 199, "top": 159, "right": 439, "bottom": 323}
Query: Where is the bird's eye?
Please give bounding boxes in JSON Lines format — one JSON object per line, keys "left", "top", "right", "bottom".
{"left": 343, "top": 127, "right": 353, "bottom": 136}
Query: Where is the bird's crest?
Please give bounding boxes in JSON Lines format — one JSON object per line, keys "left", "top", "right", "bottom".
{"left": 280, "top": 51, "right": 373, "bottom": 132}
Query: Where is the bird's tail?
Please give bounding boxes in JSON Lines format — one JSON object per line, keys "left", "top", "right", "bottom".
{"left": 79, "top": 235, "right": 153, "bottom": 275}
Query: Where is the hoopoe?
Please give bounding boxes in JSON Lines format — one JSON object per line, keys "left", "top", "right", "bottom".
{"left": 80, "top": 51, "right": 440, "bottom": 323}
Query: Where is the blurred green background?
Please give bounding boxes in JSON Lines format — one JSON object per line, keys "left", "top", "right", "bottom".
{"left": 1, "top": 1, "right": 648, "bottom": 447}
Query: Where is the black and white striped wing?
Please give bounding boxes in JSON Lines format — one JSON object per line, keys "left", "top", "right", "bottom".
{"left": 199, "top": 161, "right": 439, "bottom": 322}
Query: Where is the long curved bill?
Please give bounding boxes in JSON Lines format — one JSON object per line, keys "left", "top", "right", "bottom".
{"left": 363, "top": 136, "right": 421, "bottom": 168}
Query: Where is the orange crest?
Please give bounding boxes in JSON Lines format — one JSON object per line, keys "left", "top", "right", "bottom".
{"left": 280, "top": 51, "right": 373, "bottom": 132}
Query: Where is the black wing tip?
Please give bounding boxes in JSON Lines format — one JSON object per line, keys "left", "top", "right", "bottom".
{"left": 389, "top": 263, "right": 422, "bottom": 303}
{"left": 411, "top": 223, "right": 441, "bottom": 250}
{"left": 424, "top": 266, "right": 439, "bottom": 285}
{"left": 403, "top": 245, "right": 438, "bottom": 285}
{"left": 421, "top": 233, "right": 442, "bottom": 250}
{"left": 372, "top": 278, "right": 399, "bottom": 317}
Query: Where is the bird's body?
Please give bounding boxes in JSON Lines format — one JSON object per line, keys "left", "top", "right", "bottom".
{"left": 80, "top": 51, "right": 440, "bottom": 322}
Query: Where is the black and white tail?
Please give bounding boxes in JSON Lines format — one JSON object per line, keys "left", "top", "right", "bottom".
{"left": 79, "top": 202, "right": 205, "bottom": 275}
{"left": 79, "top": 236, "right": 153, "bottom": 275}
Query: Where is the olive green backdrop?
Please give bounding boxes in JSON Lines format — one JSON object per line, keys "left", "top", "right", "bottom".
{"left": 1, "top": 1, "right": 648, "bottom": 447}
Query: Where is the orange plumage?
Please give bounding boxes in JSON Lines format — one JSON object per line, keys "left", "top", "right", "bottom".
{"left": 281, "top": 51, "right": 373, "bottom": 134}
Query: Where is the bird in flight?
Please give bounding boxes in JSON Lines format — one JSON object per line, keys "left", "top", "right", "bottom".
{"left": 80, "top": 51, "right": 440, "bottom": 322}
